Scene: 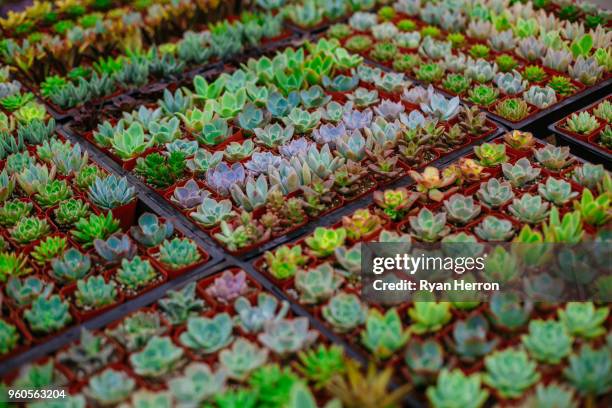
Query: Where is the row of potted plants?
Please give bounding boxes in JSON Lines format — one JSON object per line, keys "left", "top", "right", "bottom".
{"left": 3, "top": 11, "right": 289, "bottom": 114}
{"left": 324, "top": 0, "right": 611, "bottom": 124}
{"left": 0, "top": 90, "right": 209, "bottom": 358}
{"left": 553, "top": 95, "right": 611, "bottom": 156}
{"left": 281, "top": 0, "right": 384, "bottom": 31}
{"left": 254, "top": 131, "right": 612, "bottom": 406}
{"left": 531, "top": 0, "right": 611, "bottom": 28}
{"left": 80, "top": 39, "right": 499, "bottom": 253}
{"left": 0, "top": 0, "right": 244, "bottom": 81}
{"left": 0, "top": 0, "right": 240, "bottom": 39}
{"left": 1, "top": 267, "right": 412, "bottom": 408}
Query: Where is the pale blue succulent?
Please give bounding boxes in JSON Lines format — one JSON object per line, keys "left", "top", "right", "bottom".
{"left": 300, "top": 85, "right": 331, "bottom": 109}
{"left": 171, "top": 179, "right": 210, "bottom": 210}
{"left": 190, "top": 198, "right": 235, "bottom": 228}
{"left": 237, "top": 104, "right": 268, "bottom": 132}
{"left": 318, "top": 101, "right": 344, "bottom": 123}
{"left": 494, "top": 71, "right": 527, "bottom": 95}
{"left": 366, "top": 117, "right": 401, "bottom": 148}
{"left": 516, "top": 37, "right": 547, "bottom": 62}
{"left": 342, "top": 107, "right": 373, "bottom": 130}
{"left": 402, "top": 85, "right": 430, "bottom": 105}
{"left": 347, "top": 87, "right": 379, "bottom": 108}
{"left": 523, "top": 86, "right": 557, "bottom": 109}
{"left": 299, "top": 144, "right": 345, "bottom": 179}
{"left": 348, "top": 12, "right": 377, "bottom": 31}
{"left": 94, "top": 233, "right": 137, "bottom": 264}
{"left": 322, "top": 75, "right": 359, "bottom": 92}
{"left": 465, "top": 59, "right": 498, "bottom": 83}
{"left": 443, "top": 54, "right": 468, "bottom": 73}
{"left": 312, "top": 123, "right": 346, "bottom": 145}
{"left": 88, "top": 175, "right": 136, "bottom": 210}
{"left": 336, "top": 130, "right": 366, "bottom": 161}
{"left": 165, "top": 139, "right": 198, "bottom": 156}
{"left": 420, "top": 89, "right": 460, "bottom": 120}
{"left": 419, "top": 37, "right": 452, "bottom": 60}
{"left": 372, "top": 22, "right": 399, "bottom": 41}
{"left": 394, "top": 32, "right": 421, "bottom": 49}
{"left": 230, "top": 175, "right": 276, "bottom": 211}
{"left": 399, "top": 110, "right": 426, "bottom": 129}
{"left": 245, "top": 152, "right": 282, "bottom": 175}
{"left": 488, "top": 29, "right": 515, "bottom": 52}
{"left": 374, "top": 100, "right": 405, "bottom": 120}
{"left": 149, "top": 117, "right": 180, "bottom": 144}
{"left": 355, "top": 65, "right": 382, "bottom": 84}
{"left": 439, "top": 8, "right": 466, "bottom": 32}
{"left": 266, "top": 92, "right": 299, "bottom": 118}
{"left": 374, "top": 72, "right": 409, "bottom": 93}
{"left": 279, "top": 137, "right": 313, "bottom": 158}
{"left": 206, "top": 162, "right": 246, "bottom": 196}
{"left": 268, "top": 158, "right": 312, "bottom": 194}
{"left": 187, "top": 149, "right": 223, "bottom": 173}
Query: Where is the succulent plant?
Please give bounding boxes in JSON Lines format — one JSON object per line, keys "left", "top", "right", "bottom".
{"left": 571, "top": 163, "right": 607, "bottom": 190}
{"left": 294, "top": 344, "right": 346, "bottom": 391}
{"left": 565, "top": 111, "right": 600, "bottom": 134}
{"left": 205, "top": 269, "right": 249, "bottom": 304}
{"left": 563, "top": 345, "right": 611, "bottom": 400}
{"left": 523, "top": 383, "right": 578, "bottom": 408}
{"left": 219, "top": 338, "right": 268, "bottom": 381}
{"left": 234, "top": 292, "right": 289, "bottom": 334}
{"left": 474, "top": 216, "right": 514, "bottom": 241}
{"left": 94, "top": 233, "right": 136, "bottom": 264}
{"left": 116, "top": 256, "right": 158, "bottom": 292}
{"left": 534, "top": 145, "right": 575, "bottom": 171}
{"left": 53, "top": 198, "right": 90, "bottom": 227}
{"left": 495, "top": 71, "right": 526, "bottom": 95}
{"left": 443, "top": 194, "right": 481, "bottom": 224}
{"left": 426, "top": 369, "right": 489, "bottom": 408}
{"left": 75, "top": 276, "right": 117, "bottom": 310}
{"left": 548, "top": 75, "right": 577, "bottom": 96}
{"left": 305, "top": 227, "right": 346, "bottom": 258}
{"left": 230, "top": 174, "right": 276, "bottom": 211}
{"left": 168, "top": 362, "right": 226, "bottom": 406}
{"left": 130, "top": 336, "right": 183, "bottom": 378}
{"left": 254, "top": 123, "right": 294, "bottom": 148}
{"left": 282, "top": 107, "right": 321, "bottom": 134}
{"left": 206, "top": 162, "right": 246, "bottom": 197}
{"left": 264, "top": 245, "right": 307, "bottom": 280}
{"left": 508, "top": 194, "right": 550, "bottom": 224}
{"left": 442, "top": 74, "right": 471, "bottom": 95}
{"left": 106, "top": 310, "right": 167, "bottom": 352}
{"left": 373, "top": 188, "right": 420, "bottom": 221}
{"left": 468, "top": 84, "right": 499, "bottom": 106}
{"left": 24, "top": 294, "right": 72, "bottom": 334}
{"left": 495, "top": 98, "right": 531, "bottom": 122}
{"left": 408, "top": 301, "right": 452, "bottom": 334}
{"left": 593, "top": 100, "right": 612, "bottom": 122}
{"left": 0, "top": 318, "right": 19, "bottom": 355}
{"left": 488, "top": 292, "right": 532, "bottom": 331}
{"left": 295, "top": 262, "right": 343, "bottom": 304}
{"left": 523, "top": 85, "right": 557, "bottom": 109}
{"left": 84, "top": 368, "right": 135, "bottom": 405}
{"left": 569, "top": 56, "right": 604, "bottom": 85}
{"left": 190, "top": 197, "right": 234, "bottom": 228}
{"left": 415, "top": 62, "right": 445, "bottom": 83}
{"left": 448, "top": 314, "right": 498, "bottom": 362}
{"left": 536, "top": 177, "right": 578, "bottom": 206}
{"left": 474, "top": 143, "right": 507, "bottom": 167}
{"left": 322, "top": 292, "right": 367, "bottom": 333}
{"left": 71, "top": 212, "right": 120, "bottom": 247}
{"left": 6, "top": 275, "right": 53, "bottom": 307}
{"left": 34, "top": 179, "right": 72, "bottom": 208}
{"left": 409, "top": 167, "right": 457, "bottom": 202}
{"left": 409, "top": 208, "right": 450, "bottom": 242}
{"left": 483, "top": 348, "right": 540, "bottom": 399}
{"left": 495, "top": 54, "right": 519, "bottom": 73}
{"left": 573, "top": 188, "right": 610, "bottom": 226}
{"left": 50, "top": 248, "right": 91, "bottom": 284}
{"left": 558, "top": 302, "right": 608, "bottom": 339}
{"left": 465, "top": 59, "right": 497, "bottom": 83}
{"left": 502, "top": 158, "right": 541, "bottom": 188}
{"left": 521, "top": 319, "right": 573, "bottom": 364}
{"left": 258, "top": 317, "right": 318, "bottom": 355}
{"left": 361, "top": 308, "right": 410, "bottom": 359}
{"left": 157, "top": 282, "right": 204, "bottom": 326}
{"left": 179, "top": 312, "right": 233, "bottom": 355}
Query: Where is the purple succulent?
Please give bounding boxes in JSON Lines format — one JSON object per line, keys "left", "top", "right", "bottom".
{"left": 374, "top": 99, "right": 405, "bottom": 120}
{"left": 206, "top": 162, "right": 246, "bottom": 196}
{"left": 171, "top": 179, "right": 210, "bottom": 209}
{"left": 205, "top": 270, "right": 249, "bottom": 303}
{"left": 279, "top": 137, "right": 313, "bottom": 158}
{"left": 312, "top": 123, "right": 346, "bottom": 146}
{"left": 245, "top": 152, "right": 282, "bottom": 175}
{"left": 342, "top": 108, "right": 373, "bottom": 130}
{"left": 93, "top": 233, "right": 137, "bottom": 264}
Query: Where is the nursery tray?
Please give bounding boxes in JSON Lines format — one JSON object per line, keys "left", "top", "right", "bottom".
{"left": 549, "top": 96, "right": 612, "bottom": 168}
{"left": 361, "top": 53, "right": 612, "bottom": 134}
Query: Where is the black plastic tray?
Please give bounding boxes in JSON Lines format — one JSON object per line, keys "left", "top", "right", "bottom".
{"left": 549, "top": 96, "right": 612, "bottom": 168}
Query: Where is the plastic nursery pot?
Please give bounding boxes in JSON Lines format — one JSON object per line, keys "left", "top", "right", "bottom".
{"left": 147, "top": 246, "right": 209, "bottom": 280}
{"left": 111, "top": 198, "right": 138, "bottom": 231}
{"left": 251, "top": 256, "right": 298, "bottom": 288}
{"left": 196, "top": 267, "right": 262, "bottom": 311}
{"left": 59, "top": 280, "right": 126, "bottom": 322}
{"left": 108, "top": 265, "right": 168, "bottom": 301}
